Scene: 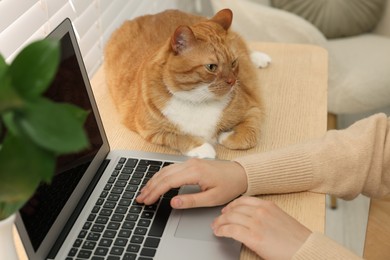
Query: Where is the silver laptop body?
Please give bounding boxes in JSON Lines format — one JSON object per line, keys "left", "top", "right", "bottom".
{"left": 15, "top": 18, "right": 241, "bottom": 260}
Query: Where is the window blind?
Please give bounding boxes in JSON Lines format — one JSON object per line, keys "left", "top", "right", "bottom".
{"left": 0, "top": 0, "right": 202, "bottom": 77}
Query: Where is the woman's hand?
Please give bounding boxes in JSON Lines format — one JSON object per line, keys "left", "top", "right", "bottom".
{"left": 136, "top": 158, "right": 248, "bottom": 208}
{"left": 212, "top": 196, "right": 312, "bottom": 260}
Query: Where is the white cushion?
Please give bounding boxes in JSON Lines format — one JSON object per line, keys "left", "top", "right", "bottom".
{"left": 327, "top": 34, "right": 390, "bottom": 114}
{"left": 210, "top": 0, "right": 327, "bottom": 46}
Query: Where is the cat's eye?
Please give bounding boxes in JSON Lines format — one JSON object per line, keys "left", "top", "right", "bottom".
{"left": 205, "top": 64, "right": 218, "bottom": 72}
{"left": 232, "top": 59, "right": 238, "bottom": 68}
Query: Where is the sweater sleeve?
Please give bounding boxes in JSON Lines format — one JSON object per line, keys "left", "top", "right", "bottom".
{"left": 292, "top": 232, "right": 362, "bottom": 260}
{"left": 234, "top": 113, "right": 390, "bottom": 200}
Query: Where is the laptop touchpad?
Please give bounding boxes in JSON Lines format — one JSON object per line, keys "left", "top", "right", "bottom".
{"left": 174, "top": 185, "right": 232, "bottom": 242}
{"left": 174, "top": 206, "right": 223, "bottom": 241}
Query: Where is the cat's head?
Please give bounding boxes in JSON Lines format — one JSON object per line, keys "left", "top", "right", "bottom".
{"left": 163, "top": 9, "right": 239, "bottom": 103}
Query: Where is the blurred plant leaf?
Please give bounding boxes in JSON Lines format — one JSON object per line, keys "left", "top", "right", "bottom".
{"left": 0, "top": 201, "right": 26, "bottom": 220}
{"left": 0, "top": 74, "right": 24, "bottom": 113}
{"left": 0, "top": 132, "right": 55, "bottom": 203}
{"left": 9, "top": 39, "right": 60, "bottom": 99}
{"left": 15, "top": 98, "right": 89, "bottom": 154}
{"left": 1, "top": 54, "right": 24, "bottom": 113}
{"left": 0, "top": 54, "right": 6, "bottom": 79}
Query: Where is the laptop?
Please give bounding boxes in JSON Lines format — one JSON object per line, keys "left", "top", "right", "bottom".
{"left": 15, "top": 18, "right": 241, "bottom": 260}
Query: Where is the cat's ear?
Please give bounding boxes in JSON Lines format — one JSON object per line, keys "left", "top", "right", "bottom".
{"left": 171, "top": 25, "right": 196, "bottom": 54}
{"left": 211, "top": 9, "right": 233, "bottom": 31}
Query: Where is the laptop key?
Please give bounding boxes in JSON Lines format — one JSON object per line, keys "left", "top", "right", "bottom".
{"left": 122, "top": 221, "right": 135, "bottom": 230}
{"left": 103, "top": 201, "right": 116, "bottom": 209}
{"left": 112, "top": 213, "right": 124, "bottom": 222}
{"left": 110, "top": 246, "right": 124, "bottom": 255}
{"left": 118, "top": 229, "right": 131, "bottom": 238}
{"left": 140, "top": 247, "right": 156, "bottom": 257}
{"left": 103, "top": 230, "right": 117, "bottom": 238}
{"left": 138, "top": 219, "right": 151, "bottom": 227}
{"left": 139, "top": 160, "right": 163, "bottom": 166}
{"left": 130, "top": 235, "right": 144, "bottom": 244}
{"left": 121, "top": 167, "right": 133, "bottom": 174}
{"left": 87, "top": 232, "right": 100, "bottom": 241}
{"left": 148, "top": 198, "right": 171, "bottom": 237}
{"left": 111, "top": 187, "right": 124, "bottom": 194}
{"left": 100, "top": 209, "right": 113, "bottom": 216}
{"left": 82, "top": 240, "right": 96, "bottom": 250}
{"left": 129, "top": 206, "right": 142, "bottom": 213}
{"left": 82, "top": 222, "right": 92, "bottom": 230}
{"left": 95, "top": 246, "right": 109, "bottom": 256}
{"left": 107, "top": 221, "right": 120, "bottom": 230}
{"left": 125, "top": 185, "right": 138, "bottom": 192}
{"left": 134, "top": 227, "right": 147, "bottom": 235}
{"left": 144, "top": 237, "right": 160, "bottom": 248}
{"left": 125, "top": 158, "right": 138, "bottom": 168}
{"left": 140, "top": 211, "right": 154, "bottom": 219}
{"left": 95, "top": 216, "right": 109, "bottom": 224}
{"left": 91, "top": 224, "right": 104, "bottom": 233}
{"left": 118, "top": 198, "right": 131, "bottom": 206}
{"left": 114, "top": 206, "right": 127, "bottom": 214}
{"left": 148, "top": 165, "right": 161, "bottom": 172}
{"left": 118, "top": 173, "right": 130, "bottom": 180}
{"left": 68, "top": 247, "right": 78, "bottom": 256}
{"left": 163, "top": 188, "right": 179, "bottom": 199}
{"left": 78, "top": 230, "right": 87, "bottom": 238}
{"left": 111, "top": 170, "right": 120, "bottom": 177}
{"left": 114, "top": 237, "right": 128, "bottom": 246}
{"left": 98, "top": 238, "right": 112, "bottom": 247}
{"left": 123, "top": 253, "right": 137, "bottom": 260}
{"left": 107, "top": 194, "right": 120, "bottom": 201}
{"left": 126, "top": 244, "right": 140, "bottom": 252}
{"left": 77, "top": 249, "right": 92, "bottom": 259}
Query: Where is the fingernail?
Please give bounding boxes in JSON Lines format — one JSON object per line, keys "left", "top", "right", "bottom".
{"left": 136, "top": 193, "right": 144, "bottom": 201}
{"left": 172, "top": 197, "right": 183, "bottom": 208}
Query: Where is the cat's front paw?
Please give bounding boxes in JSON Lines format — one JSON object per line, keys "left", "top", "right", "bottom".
{"left": 250, "top": 51, "right": 271, "bottom": 68}
{"left": 186, "top": 143, "right": 216, "bottom": 159}
{"left": 218, "top": 131, "right": 257, "bottom": 150}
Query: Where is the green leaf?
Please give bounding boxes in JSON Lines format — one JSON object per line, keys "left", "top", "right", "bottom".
{"left": 2, "top": 111, "right": 23, "bottom": 137}
{"left": 0, "top": 201, "right": 26, "bottom": 220}
{"left": 0, "top": 74, "right": 24, "bottom": 113}
{"left": 16, "top": 98, "right": 89, "bottom": 154}
{"left": 0, "top": 54, "right": 6, "bottom": 79}
{"left": 9, "top": 39, "right": 60, "bottom": 99}
{"left": 0, "top": 132, "right": 55, "bottom": 204}
{"left": 0, "top": 54, "right": 24, "bottom": 113}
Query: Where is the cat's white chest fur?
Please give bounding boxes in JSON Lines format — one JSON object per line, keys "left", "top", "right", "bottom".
{"left": 162, "top": 92, "right": 230, "bottom": 141}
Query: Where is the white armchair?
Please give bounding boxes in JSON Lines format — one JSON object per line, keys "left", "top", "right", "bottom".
{"left": 211, "top": 0, "right": 390, "bottom": 117}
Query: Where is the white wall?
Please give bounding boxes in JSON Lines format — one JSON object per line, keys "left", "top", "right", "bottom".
{"left": 0, "top": 0, "right": 209, "bottom": 77}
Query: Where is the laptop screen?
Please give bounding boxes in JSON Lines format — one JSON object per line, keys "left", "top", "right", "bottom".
{"left": 17, "top": 20, "right": 108, "bottom": 253}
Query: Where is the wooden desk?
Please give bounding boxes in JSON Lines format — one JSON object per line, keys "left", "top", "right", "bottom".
{"left": 15, "top": 42, "right": 328, "bottom": 259}
{"left": 91, "top": 42, "right": 328, "bottom": 260}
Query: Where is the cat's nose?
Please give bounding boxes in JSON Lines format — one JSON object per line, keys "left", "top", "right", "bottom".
{"left": 226, "top": 77, "right": 236, "bottom": 86}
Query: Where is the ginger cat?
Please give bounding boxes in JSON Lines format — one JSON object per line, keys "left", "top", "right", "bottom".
{"left": 104, "top": 9, "right": 269, "bottom": 158}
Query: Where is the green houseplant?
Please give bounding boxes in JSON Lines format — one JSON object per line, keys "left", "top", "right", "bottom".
{"left": 0, "top": 39, "right": 89, "bottom": 221}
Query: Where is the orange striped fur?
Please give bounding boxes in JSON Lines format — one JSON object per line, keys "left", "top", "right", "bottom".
{"left": 104, "top": 9, "right": 264, "bottom": 158}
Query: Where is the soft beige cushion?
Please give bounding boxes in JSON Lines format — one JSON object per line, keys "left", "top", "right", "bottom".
{"left": 271, "top": 0, "right": 386, "bottom": 39}
{"left": 327, "top": 35, "right": 390, "bottom": 114}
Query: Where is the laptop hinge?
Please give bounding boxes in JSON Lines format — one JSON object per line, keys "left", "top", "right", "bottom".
{"left": 47, "top": 159, "right": 110, "bottom": 259}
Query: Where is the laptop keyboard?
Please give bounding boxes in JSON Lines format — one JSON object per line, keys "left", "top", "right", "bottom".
{"left": 66, "top": 157, "right": 178, "bottom": 260}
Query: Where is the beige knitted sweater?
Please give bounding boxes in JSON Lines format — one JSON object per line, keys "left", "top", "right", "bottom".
{"left": 235, "top": 113, "right": 390, "bottom": 259}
